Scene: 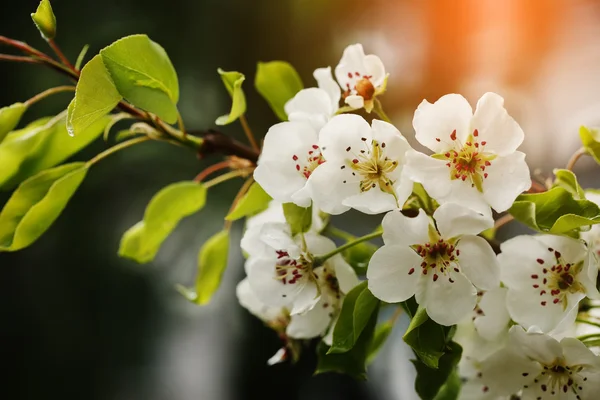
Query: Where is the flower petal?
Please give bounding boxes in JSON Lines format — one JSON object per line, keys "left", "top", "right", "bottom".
{"left": 456, "top": 235, "right": 500, "bottom": 290}
{"left": 345, "top": 95, "right": 364, "bottom": 109}
{"left": 318, "top": 114, "right": 372, "bottom": 162}
{"left": 342, "top": 184, "right": 399, "bottom": 214}
{"left": 363, "top": 54, "right": 386, "bottom": 87}
{"left": 498, "top": 235, "right": 552, "bottom": 291}
{"left": 287, "top": 296, "right": 332, "bottom": 339}
{"left": 422, "top": 271, "right": 477, "bottom": 326}
{"left": 481, "top": 151, "right": 531, "bottom": 212}
{"left": 535, "top": 235, "right": 587, "bottom": 265}
{"left": 236, "top": 278, "right": 286, "bottom": 323}
{"left": 284, "top": 87, "right": 332, "bottom": 130}
{"left": 331, "top": 255, "right": 360, "bottom": 294}
{"left": 313, "top": 66, "right": 340, "bottom": 111}
{"left": 560, "top": 337, "right": 600, "bottom": 368}
{"left": 289, "top": 281, "right": 321, "bottom": 315}
{"left": 267, "top": 348, "right": 287, "bottom": 366}
{"left": 471, "top": 92, "right": 524, "bottom": 156}
{"left": 479, "top": 347, "right": 541, "bottom": 396}
{"left": 246, "top": 256, "right": 308, "bottom": 308}
{"left": 367, "top": 244, "right": 422, "bottom": 303}
{"left": 412, "top": 94, "right": 473, "bottom": 153}
{"left": 381, "top": 208, "right": 430, "bottom": 246}
{"left": 434, "top": 203, "right": 494, "bottom": 239}
{"left": 508, "top": 325, "right": 563, "bottom": 365}
{"left": 474, "top": 287, "right": 511, "bottom": 341}
{"left": 307, "top": 161, "right": 355, "bottom": 215}
{"left": 334, "top": 43, "right": 366, "bottom": 89}
{"left": 404, "top": 150, "right": 453, "bottom": 199}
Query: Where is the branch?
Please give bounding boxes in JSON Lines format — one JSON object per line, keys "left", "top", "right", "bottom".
{"left": 194, "top": 129, "right": 260, "bottom": 163}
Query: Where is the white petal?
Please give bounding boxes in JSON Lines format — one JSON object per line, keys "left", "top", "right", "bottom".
{"left": 412, "top": 94, "right": 473, "bottom": 153}
{"left": 474, "top": 287, "right": 511, "bottom": 341}
{"left": 342, "top": 184, "right": 399, "bottom": 214}
{"left": 267, "top": 347, "right": 288, "bottom": 365}
{"left": 334, "top": 43, "right": 367, "bottom": 89}
{"left": 434, "top": 203, "right": 494, "bottom": 239}
{"left": 479, "top": 347, "right": 541, "bottom": 396}
{"left": 313, "top": 66, "right": 340, "bottom": 111}
{"left": 370, "top": 119, "right": 411, "bottom": 182}
{"left": 331, "top": 255, "right": 360, "bottom": 294}
{"left": 560, "top": 337, "right": 600, "bottom": 368}
{"left": 318, "top": 114, "right": 372, "bottom": 161}
{"left": 287, "top": 296, "right": 332, "bottom": 339}
{"left": 245, "top": 200, "right": 286, "bottom": 230}
{"left": 508, "top": 325, "right": 563, "bottom": 365}
{"left": 422, "top": 271, "right": 478, "bottom": 326}
{"left": 456, "top": 235, "right": 500, "bottom": 290}
{"left": 582, "top": 250, "right": 600, "bottom": 299}
{"left": 241, "top": 225, "right": 270, "bottom": 259}
{"left": 304, "top": 233, "right": 337, "bottom": 256}
{"left": 254, "top": 121, "right": 319, "bottom": 203}
{"left": 236, "top": 278, "right": 286, "bottom": 323}
{"left": 367, "top": 245, "right": 422, "bottom": 303}
{"left": 404, "top": 150, "right": 453, "bottom": 199}
{"left": 247, "top": 256, "right": 308, "bottom": 308}
{"left": 345, "top": 95, "right": 364, "bottom": 109}
{"left": 498, "top": 235, "right": 552, "bottom": 291}
{"left": 290, "top": 282, "right": 321, "bottom": 315}
{"left": 381, "top": 208, "right": 430, "bottom": 246}
{"left": 307, "top": 161, "right": 355, "bottom": 215}
{"left": 363, "top": 54, "right": 386, "bottom": 87}
{"left": 471, "top": 92, "right": 525, "bottom": 156}
{"left": 481, "top": 151, "right": 531, "bottom": 213}
{"left": 285, "top": 87, "right": 333, "bottom": 129}
{"left": 258, "top": 223, "right": 299, "bottom": 257}
{"left": 535, "top": 235, "right": 587, "bottom": 265}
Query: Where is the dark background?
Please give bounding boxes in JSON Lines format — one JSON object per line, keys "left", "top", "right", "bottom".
{"left": 2, "top": 0, "right": 600, "bottom": 399}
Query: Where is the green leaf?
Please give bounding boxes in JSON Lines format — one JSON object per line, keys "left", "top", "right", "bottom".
{"left": 553, "top": 169, "right": 585, "bottom": 200}
{"left": 0, "top": 113, "right": 109, "bottom": 190}
{"left": 225, "top": 181, "right": 271, "bottom": 221}
{"left": 282, "top": 203, "right": 312, "bottom": 236}
{"left": 0, "top": 102, "right": 28, "bottom": 143}
{"left": 403, "top": 301, "right": 453, "bottom": 369}
{"left": 579, "top": 126, "right": 600, "bottom": 164}
{"left": 31, "top": 0, "right": 56, "bottom": 40}
{"left": 315, "top": 301, "right": 379, "bottom": 380}
{"left": 0, "top": 163, "right": 87, "bottom": 251}
{"left": 509, "top": 187, "right": 600, "bottom": 236}
{"left": 215, "top": 69, "right": 246, "bottom": 126}
{"left": 100, "top": 34, "right": 180, "bottom": 123}
{"left": 75, "top": 44, "right": 90, "bottom": 71}
{"left": 412, "top": 341, "right": 463, "bottom": 400}
{"left": 255, "top": 61, "right": 303, "bottom": 121}
{"left": 366, "top": 320, "right": 394, "bottom": 364}
{"left": 329, "top": 281, "right": 380, "bottom": 354}
{"left": 433, "top": 369, "right": 462, "bottom": 400}
{"left": 193, "top": 230, "right": 230, "bottom": 305}
{"left": 119, "top": 181, "right": 207, "bottom": 263}
{"left": 67, "top": 55, "right": 122, "bottom": 136}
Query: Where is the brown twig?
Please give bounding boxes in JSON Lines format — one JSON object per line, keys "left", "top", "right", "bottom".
{"left": 195, "top": 129, "right": 260, "bottom": 163}
{"left": 47, "top": 38, "right": 75, "bottom": 70}
{"left": 567, "top": 147, "right": 588, "bottom": 171}
{"left": 193, "top": 160, "right": 232, "bottom": 182}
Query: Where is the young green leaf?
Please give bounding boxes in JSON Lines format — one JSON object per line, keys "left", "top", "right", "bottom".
{"left": 31, "top": 0, "right": 56, "bottom": 40}
{"left": 225, "top": 181, "right": 271, "bottom": 221}
{"left": 0, "top": 113, "right": 110, "bottom": 190}
{"left": 579, "top": 126, "right": 600, "bottom": 164}
{"left": 0, "top": 163, "right": 87, "bottom": 251}
{"left": 412, "top": 341, "right": 463, "bottom": 400}
{"left": 553, "top": 169, "right": 585, "bottom": 200}
{"left": 255, "top": 61, "right": 303, "bottom": 121}
{"left": 67, "top": 55, "right": 122, "bottom": 136}
{"left": 509, "top": 187, "right": 600, "bottom": 236}
{"left": 119, "top": 181, "right": 207, "bottom": 263}
{"left": 329, "top": 281, "right": 380, "bottom": 354}
{"left": 0, "top": 103, "right": 28, "bottom": 143}
{"left": 100, "top": 35, "right": 180, "bottom": 123}
{"left": 215, "top": 69, "right": 246, "bottom": 126}
{"left": 193, "top": 230, "right": 230, "bottom": 305}
{"left": 315, "top": 302, "right": 379, "bottom": 380}
{"left": 282, "top": 203, "right": 312, "bottom": 236}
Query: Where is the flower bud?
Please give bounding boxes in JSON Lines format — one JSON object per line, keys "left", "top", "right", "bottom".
{"left": 31, "top": 0, "right": 57, "bottom": 40}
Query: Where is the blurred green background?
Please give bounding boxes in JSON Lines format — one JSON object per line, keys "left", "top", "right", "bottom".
{"left": 2, "top": 0, "right": 600, "bottom": 399}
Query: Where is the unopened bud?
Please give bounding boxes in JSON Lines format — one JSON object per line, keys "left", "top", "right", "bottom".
{"left": 31, "top": 0, "right": 57, "bottom": 40}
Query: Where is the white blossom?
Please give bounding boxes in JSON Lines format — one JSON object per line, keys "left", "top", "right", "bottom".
{"left": 404, "top": 92, "right": 531, "bottom": 214}
{"left": 581, "top": 191, "right": 600, "bottom": 268}
{"left": 309, "top": 114, "right": 413, "bottom": 215}
{"left": 334, "top": 43, "right": 387, "bottom": 112}
{"left": 480, "top": 326, "right": 600, "bottom": 399}
{"left": 367, "top": 203, "right": 498, "bottom": 326}
{"left": 499, "top": 234, "right": 600, "bottom": 333}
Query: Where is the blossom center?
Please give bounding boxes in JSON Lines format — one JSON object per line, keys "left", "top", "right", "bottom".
{"left": 410, "top": 238, "right": 460, "bottom": 283}
{"left": 345, "top": 138, "right": 398, "bottom": 194}
{"left": 531, "top": 247, "right": 585, "bottom": 308}
{"left": 292, "top": 144, "right": 325, "bottom": 179}
{"left": 528, "top": 359, "right": 586, "bottom": 397}
{"left": 434, "top": 129, "right": 496, "bottom": 192}
{"left": 274, "top": 250, "right": 312, "bottom": 286}
{"left": 343, "top": 71, "right": 374, "bottom": 100}
{"left": 314, "top": 265, "right": 343, "bottom": 317}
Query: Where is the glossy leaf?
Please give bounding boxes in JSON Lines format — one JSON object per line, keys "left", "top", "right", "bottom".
{"left": 509, "top": 187, "right": 600, "bottom": 236}
{"left": 329, "top": 281, "right": 380, "bottom": 354}
{"left": 0, "top": 163, "right": 87, "bottom": 251}
{"left": 366, "top": 320, "right": 394, "bottom": 364}
{"left": 315, "top": 302, "right": 379, "bottom": 380}
{"left": 553, "top": 169, "right": 585, "bottom": 200}
{"left": 67, "top": 55, "right": 122, "bottom": 136}
{"left": 412, "top": 342, "right": 463, "bottom": 400}
{"left": 119, "top": 181, "right": 207, "bottom": 263}
{"left": 225, "top": 181, "right": 271, "bottom": 221}
{"left": 215, "top": 69, "right": 246, "bottom": 126}
{"left": 0, "top": 102, "right": 27, "bottom": 143}
{"left": 282, "top": 203, "right": 312, "bottom": 236}
{"left": 0, "top": 113, "right": 109, "bottom": 190}
{"left": 193, "top": 230, "right": 230, "bottom": 304}
{"left": 255, "top": 61, "right": 303, "bottom": 121}
{"left": 579, "top": 126, "right": 600, "bottom": 164}
{"left": 433, "top": 369, "right": 462, "bottom": 400}
{"left": 100, "top": 34, "right": 180, "bottom": 123}
{"left": 31, "top": 0, "right": 56, "bottom": 39}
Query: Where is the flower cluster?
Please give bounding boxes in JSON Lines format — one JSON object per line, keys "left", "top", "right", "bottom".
{"left": 237, "top": 43, "right": 600, "bottom": 399}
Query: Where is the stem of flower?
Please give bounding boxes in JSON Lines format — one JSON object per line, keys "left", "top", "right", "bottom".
{"left": 576, "top": 318, "right": 600, "bottom": 330}
{"left": 239, "top": 114, "right": 260, "bottom": 152}
{"left": 47, "top": 38, "right": 75, "bottom": 71}
{"left": 373, "top": 98, "right": 392, "bottom": 123}
{"left": 325, "top": 225, "right": 356, "bottom": 241}
{"left": 86, "top": 136, "right": 151, "bottom": 167}
{"left": 24, "top": 85, "right": 75, "bottom": 106}
{"left": 224, "top": 177, "right": 255, "bottom": 230}
{"left": 494, "top": 213, "right": 515, "bottom": 230}
{"left": 193, "top": 160, "right": 232, "bottom": 182}
{"left": 566, "top": 147, "right": 588, "bottom": 171}
{"left": 314, "top": 230, "right": 383, "bottom": 264}
{"left": 203, "top": 168, "right": 254, "bottom": 189}
{"left": 0, "top": 53, "right": 41, "bottom": 64}
{"left": 177, "top": 111, "right": 187, "bottom": 138}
